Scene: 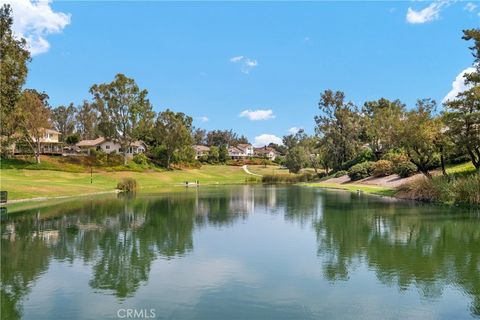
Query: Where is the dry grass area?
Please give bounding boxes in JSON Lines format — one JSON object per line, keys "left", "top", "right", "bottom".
{"left": 1, "top": 165, "right": 251, "bottom": 200}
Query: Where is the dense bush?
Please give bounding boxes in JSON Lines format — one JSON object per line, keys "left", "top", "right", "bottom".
{"left": 133, "top": 153, "right": 149, "bottom": 165}
{"left": 382, "top": 150, "right": 408, "bottom": 166}
{"left": 340, "top": 148, "right": 374, "bottom": 171}
{"left": 372, "top": 160, "right": 394, "bottom": 177}
{"left": 452, "top": 174, "right": 480, "bottom": 205}
{"left": 333, "top": 170, "right": 348, "bottom": 178}
{"left": 317, "top": 171, "right": 328, "bottom": 179}
{"left": 347, "top": 161, "right": 374, "bottom": 181}
{"left": 262, "top": 172, "right": 316, "bottom": 184}
{"left": 117, "top": 177, "right": 138, "bottom": 192}
{"left": 396, "top": 174, "right": 480, "bottom": 206}
{"left": 394, "top": 161, "right": 417, "bottom": 178}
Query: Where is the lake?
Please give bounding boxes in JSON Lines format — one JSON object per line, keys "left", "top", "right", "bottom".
{"left": 1, "top": 186, "right": 479, "bottom": 319}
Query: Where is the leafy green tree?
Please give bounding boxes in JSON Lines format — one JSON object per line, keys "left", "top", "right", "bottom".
{"left": 208, "top": 146, "right": 219, "bottom": 163}
{"left": 400, "top": 99, "right": 442, "bottom": 178}
{"left": 285, "top": 146, "right": 308, "bottom": 173}
{"left": 362, "top": 98, "right": 405, "bottom": 160}
{"left": 315, "top": 90, "right": 362, "bottom": 170}
{"left": 65, "top": 134, "right": 80, "bottom": 145}
{"left": 153, "top": 109, "right": 194, "bottom": 169}
{"left": 219, "top": 144, "right": 229, "bottom": 163}
{"left": 15, "top": 90, "right": 52, "bottom": 163}
{"left": 268, "top": 142, "right": 287, "bottom": 155}
{"left": 90, "top": 74, "right": 155, "bottom": 164}
{"left": 193, "top": 128, "right": 206, "bottom": 145}
{"left": 51, "top": 103, "right": 76, "bottom": 141}
{"left": 206, "top": 129, "right": 247, "bottom": 146}
{"left": 76, "top": 101, "right": 98, "bottom": 140}
{"left": 0, "top": 4, "right": 31, "bottom": 155}
{"left": 444, "top": 29, "right": 480, "bottom": 170}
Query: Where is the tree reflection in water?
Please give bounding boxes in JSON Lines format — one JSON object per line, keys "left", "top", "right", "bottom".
{"left": 1, "top": 186, "right": 479, "bottom": 319}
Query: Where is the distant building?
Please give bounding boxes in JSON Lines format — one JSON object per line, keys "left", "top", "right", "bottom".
{"left": 236, "top": 144, "right": 254, "bottom": 157}
{"left": 193, "top": 145, "right": 210, "bottom": 159}
{"left": 76, "top": 137, "right": 146, "bottom": 158}
{"left": 254, "top": 146, "right": 279, "bottom": 160}
{"left": 228, "top": 146, "right": 244, "bottom": 159}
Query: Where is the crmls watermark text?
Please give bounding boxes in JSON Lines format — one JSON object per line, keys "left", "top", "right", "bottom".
{"left": 117, "top": 308, "right": 156, "bottom": 319}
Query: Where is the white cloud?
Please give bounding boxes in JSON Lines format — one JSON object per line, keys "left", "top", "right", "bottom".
{"left": 198, "top": 116, "right": 209, "bottom": 122}
{"left": 239, "top": 109, "right": 275, "bottom": 121}
{"left": 406, "top": 0, "right": 450, "bottom": 24}
{"left": 229, "top": 55, "right": 258, "bottom": 74}
{"left": 464, "top": 2, "right": 477, "bottom": 12}
{"left": 230, "top": 56, "right": 244, "bottom": 62}
{"left": 253, "top": 134, "right": 283, "bottom": 147}
{"left": 442, "top": 67, "right": 475, "bottom": 103}
{"left": 3, "top": 0, "right": 71, "bottom": 55}
{"left": 288, "top": 127, "right": 302, "bottom": 134}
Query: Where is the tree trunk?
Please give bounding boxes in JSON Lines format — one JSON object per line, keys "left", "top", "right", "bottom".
{"left": 440, "top": 145, "right": 447, "bottom": 177}
{"left": 167, "top": 154, "right": 171, "bottom": 169}
{"left": 466, "top": 147, "right": 480, "bottom": 170}
{"left": 36, "top": 140, "right": 41, "bottom": 164}
{"left": 123, "top": 151, "right": 128, "bottom": 165}
{"left": 420, "top": 168, "right": 432, "bottom": 179}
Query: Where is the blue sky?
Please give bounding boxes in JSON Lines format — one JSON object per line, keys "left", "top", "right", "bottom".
{"left": 9, "top": 0, "right": 480, "bottom": 146}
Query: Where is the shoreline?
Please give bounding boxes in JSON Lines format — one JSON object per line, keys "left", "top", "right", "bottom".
{"left": 4, "top": 189, "right": 121, "bottom": 205}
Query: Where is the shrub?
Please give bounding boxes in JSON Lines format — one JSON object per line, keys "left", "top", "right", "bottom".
{"left": 90, "top": 148, "right": 107, "bottom": 165}
{"left": 452, "top": 174, "right": 480, "bottom": 205}
{"left": 372, "top": 160, "right": 394, "bottom": 177}
{"left": 333, "top": 170, "right": 348, "bottom": 178}
{"left": 394, "top": 161, "right": 417, "bottom": 178}
{"left": 340, "top": 148, "right": 374, "bottom": 170}
{"left": 347, "top": 161, "right": 374, "bottom": 181}
{"left": 117, "top": 178, "right": 138, "bottom": 192}
{"left": 317, "top": 171, "right": 328, "bottom": 179}
{"left": 107, "top": 152, "right": 124, "bottom": 166}
{"left": 382, "top": 150, "right": 408, "bottom": 166}
{"left": 396, "top": 174, "right": 480, "bottom": 206}
{"left": 133, "top": 153, "right": 149, "bottom": 165}
{"left": 262, "top": 172, "right": 316, "bottom": 184}
{"left": 396, "top": 177, "right": 445, "bottom": 202}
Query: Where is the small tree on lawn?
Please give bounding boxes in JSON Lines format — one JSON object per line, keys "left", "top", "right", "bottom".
{"left": 16, "top": 90, "right": 51, "bottom": 163}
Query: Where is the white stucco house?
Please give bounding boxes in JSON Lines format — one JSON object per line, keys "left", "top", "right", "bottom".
{"left": 76, "top": 137, "right": 146, "bottom": 158}
{"left": 236, "top": 144, "right": 254, "bottom": 157}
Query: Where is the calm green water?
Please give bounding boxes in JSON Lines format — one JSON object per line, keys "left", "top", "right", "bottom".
{"left": 1, "top": 186, "right": 479, "bottom": 320}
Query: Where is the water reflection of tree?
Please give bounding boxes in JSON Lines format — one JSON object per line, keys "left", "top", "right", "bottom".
{"left": 314, "top": 195, "right": 480, "bottom": 316}
{"left": 1, "top": 218, "right": 51, "bottom": 320}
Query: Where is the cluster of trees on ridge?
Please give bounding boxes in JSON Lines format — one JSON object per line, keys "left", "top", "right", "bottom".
{"left": 281, "top": 28, "right": 479, "bottom": 182}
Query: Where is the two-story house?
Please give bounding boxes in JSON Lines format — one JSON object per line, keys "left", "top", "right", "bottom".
{"left": 12, "top": 128, "right": 63, "bottom": 155}
{"left": 236, "top": 144, "right": 254, "bottom": 157}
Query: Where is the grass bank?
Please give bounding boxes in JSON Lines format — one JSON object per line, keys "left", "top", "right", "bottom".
{"left": 0, "top": 164, "right": 251, "bottom": 201}
{"left": 301, "top": 182, "right": 396, "bottom": 197}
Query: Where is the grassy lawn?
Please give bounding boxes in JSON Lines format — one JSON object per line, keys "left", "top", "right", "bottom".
{"left": 1, "top": 165, "right": 251, "bottom": 200}
{"left": 446, "top": 162, "right": 477, "bottom": 175}
{"left": 246, "top": 165, "right": 318, "bottom": 176}
{"left": 246, "top": 165, "right": 288, "bottom": 176}
{"left": 302, "top": 182, "right": 396, "bottom": 197}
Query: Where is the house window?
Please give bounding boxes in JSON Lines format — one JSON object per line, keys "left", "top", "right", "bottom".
{"left": 105, "top": 145, "right": 110, "bottom": 150}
